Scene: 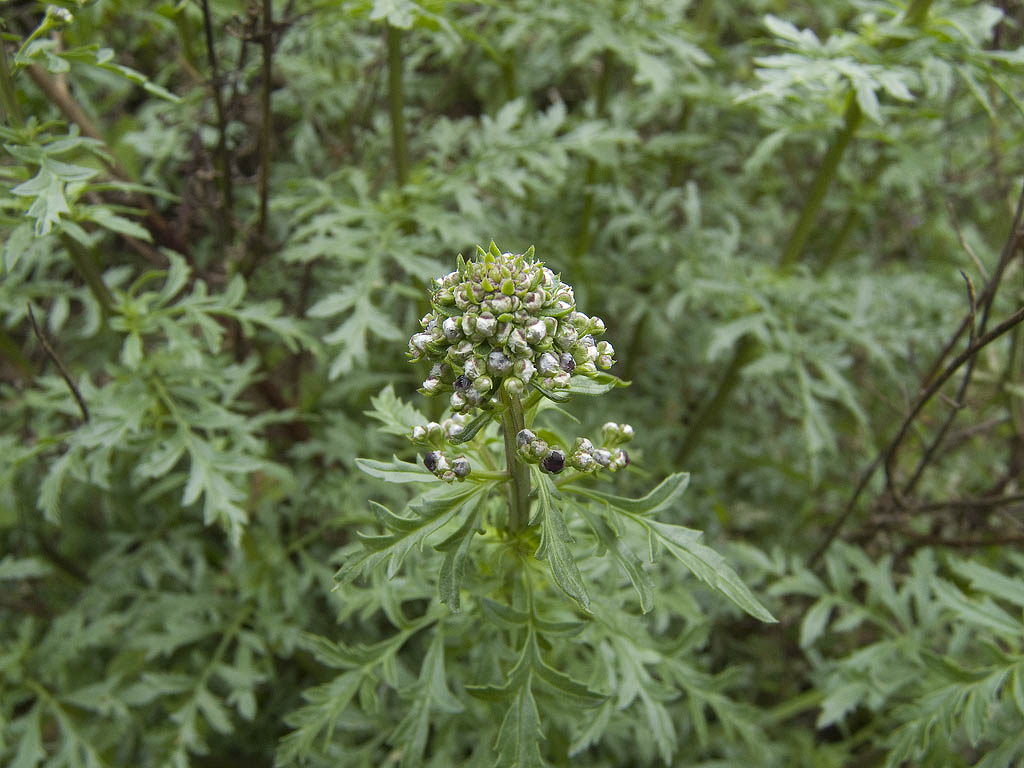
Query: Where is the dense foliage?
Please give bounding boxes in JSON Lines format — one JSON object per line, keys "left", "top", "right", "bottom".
{"left": 2, "top": 0, "right": 1024, "bottom": 766}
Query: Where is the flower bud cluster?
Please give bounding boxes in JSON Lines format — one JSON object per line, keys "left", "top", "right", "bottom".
{"left": 408, "top": 415, "right": 468, "bottom": 448}
{"left": 422, "top": 450, "right": 472, "bottom": 483}
{"left": 408, "top": 244, "right": 615, "bottom": 413}
{"left": 515, "top": 429, "right": 566, "bottom": 475}
{"left": 566, "top": 423, "right": 634, "bottom": 473}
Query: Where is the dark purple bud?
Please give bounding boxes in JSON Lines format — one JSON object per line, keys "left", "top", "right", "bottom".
{"left": 454, "top": 374, "right": 471, "bottom": 391}
{"left": 423, "top": 451, "right": 440, "bottom": 472}
{"left": 620, "top": 450, "right": 630, "bottom": 466}
{"left": 559, "top": 352, "right": 576, "bottom": 373}
{"left": 541, "top": 449, "right": 565, "bottom": 474}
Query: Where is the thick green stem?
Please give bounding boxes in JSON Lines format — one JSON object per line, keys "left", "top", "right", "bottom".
{"left": 571, "top": 49, "right": 613, "bottom": 276}
{"left": 0, "top": 41, "right": 23, "bottom": 126}
{"left": 675, "top": 335, "right": 758, "bottom": 465}
{"left": 779, "top": 96, "right": 863, "bottom": 268}
{"left": 62, "top": 236, "right": 114, "bottom": 318}
{"left": 386, "top": 23, "right": 409, "bottom": 187}
{"left": 500, "top": 389, "right": 531, "bottom": 535}
{"left": 256, "top": 0, "right": 273, "bottom": 260}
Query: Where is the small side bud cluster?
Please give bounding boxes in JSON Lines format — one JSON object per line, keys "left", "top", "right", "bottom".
{"left": 408, "top": 243, "right": 615, "bottom": 414}
{"left": 568, "top": 423, "right": 633, "bottom": 473}
{"left": 515, "top": 429, "right": 565, "bottom": 474}
{"left": 409, "top": 415, "right": 468, "bottom": 448}
{"left": 422, "top": 450, "right": 472, "bottom": 482}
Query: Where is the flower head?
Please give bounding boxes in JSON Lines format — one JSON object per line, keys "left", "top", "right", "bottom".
{"left": 408, "top": 242, "right": 615, "bottom": 412}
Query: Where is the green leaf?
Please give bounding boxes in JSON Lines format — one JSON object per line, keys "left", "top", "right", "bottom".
{"left": 568, "top": 472, "right": 690, "bottom": 518}
{"left": 337, "top": 486, "right": 479, "bottom": 582}
{"left": 578, "top": 506, "right": 654, "bottom": 613}
{"left": 446, "top": 409, "right": 494, "bottom": 444}
{"left": 567, "top": 372, "right": 630, "bottom": 395}
{"left": 645, "top": 519, "right": 777, "bottom": 623}
{"left": 10, "top": 703, "right": 45, "bottom": 768}
{"left": 799, "top": 597, "right": 834, "bottom": 647}
{"left": 435, "top": 501, "right": 482, "bottom": 611}
{"left": 534, "top": 473, "right": 590, "bottom": 611}
{"left": 356, "top": 456, "right": 437, "bottom": 484}
{"left": 494, "top": 683, "right": 546, "bottom": 768}
{"left": 364, "top": 384, "right": 427, "bottom": 437}
{"left": 0, "top": 556, "right": 54, "bottom": 581}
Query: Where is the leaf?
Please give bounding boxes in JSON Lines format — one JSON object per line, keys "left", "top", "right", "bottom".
{"left": 645, "top": 520, "right": 777, "bottom": 623}
{"left": 10, "top": 703, "right": 45, "bottom": 768}
{"left": 0, "top": 556, "right": 54, "bottom": 581}
{"left": 534, "top": 473, "right": 590, "bottom": 611}
{"left": 567, "top": 372, "right": 630, "bottom": 396}
{"left": 494, "top": 682, "right": 546, "bottom": 768}
{"left": 362, "top": 385, "right": 425, "bottom": 438}
{"left": 446, "top": 409, "right": 494, "bottom": 444}
{"left": 578, "top": 506, "right": 654, "bottom": 613}
{"left": 799, "top": 597, "right": 834, "bottom": 647}
{"left": 568, "top": 472, "right": 690, "bottom": 518}
{"left": 391, "top": 629, "right": 463, "bottom": 768}
{"left": 356, "top": 456, "right": 437, "bottom": 484}
{"left": 435, "top": 501, "right": 482, "bottom": 611}
{"left": 336, "top": 486, "right": 479, "bottom": 582}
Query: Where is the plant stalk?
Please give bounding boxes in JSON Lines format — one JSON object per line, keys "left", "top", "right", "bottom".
{"left": 386, "top": 23, "right": 409, "bottom": 187}
{"left": 571, "top": 49, "right": 613, "bottom": 277}
{"left": 256, "top": 0, "right": 273, "bottom": 263}
{"left": 779, "top": 95, "right": 863, "bottom": 269}
{"left": 201, "top": 0, "right": 234, "bottom": 241}
{"left": 0, "top": 40, "right": 24, "bottom": 126}
{"left": 675, "top": 335, "right": 758, "bottom": 465}
{"left": 500, "top": 389, "right": 531, "bottom": 534}
{"left": 62, "top": 235, "right": 114, "bottom": 318}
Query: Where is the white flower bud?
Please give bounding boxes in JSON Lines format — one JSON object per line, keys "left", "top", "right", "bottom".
{"left": 488, "top": 351, "right": 512, "bottom": 376}
{"left": 515, "top": 358, "right": 535, "bottom": 383}
{"left": 463, "top": 357, "right": 482, "bottom": 379}
{"left": 410, "top": 425, "right": 427, "bottom": 441}
{"left": 525, "top": 319, "right": 547, "bottom": 344}
{"left": 508, "top": 329, "right": 529, "bottom": 355}
{"left": 554, "top": 325, "right": 578, "bottom": 351}
{"left": 442, "top": 317, "right": 461, "bottom": 342}
{"left": 573, "top": 437, "right": 594, "bottom": 454}
{"left": 476, "top": 313, "right": 497, "bottom": 337}
{"left": 593, "top": 449, "right": 612, "bottom": 467}
{"left": 597, "top": 355, "right": 614, "bottom": 370}
{"left": 570, "top": 451, "right": 596, "bottom": 472}
{"left": 422, "top": 376, "right": 442, "bottom": 394}
{"left": 452, "top": 456, "right": 471, "bottom": 478}
{"left": 538, "top": 352, "right": 559, "bottom": 375}
{"left": 450, "top": 392, "right": 466, "bottom": 410}
{"left": 517, "top": 429, "right": 536, "bottom": 449}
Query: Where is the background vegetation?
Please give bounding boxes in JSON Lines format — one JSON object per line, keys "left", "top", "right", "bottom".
{"left": 2, "top": 0, "right": 1024, "bottom": 765}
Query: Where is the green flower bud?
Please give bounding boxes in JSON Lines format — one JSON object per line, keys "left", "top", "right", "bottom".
{"left": 473, "top": 375, "right": 493, "bottom": 393}
{"left": 503, "top": 377, "right": 524, "bottom": 396}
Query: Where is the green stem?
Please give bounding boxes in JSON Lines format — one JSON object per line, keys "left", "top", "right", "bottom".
{"left": 62, "top": 235, "right": 114, "bottom": 318}
{"left": 0, "top": 41, "right": 23, "bottom": 126}
{"left": 675, "top": 335, "right": 758, "bottom": 465}
{"left": 571, "top": 49, "right": 613, "bottom": 276}
{"left": 500, "top": 388, "right": 531, "bottom": 535}
{"left": 386, "top": 23, "right": 409, "bottom": 187}
{"left": 0, "top": 325, "right": 33, "bottom": 376}
{"left": 256, "top": 0, "right": 273, "bottom": 260}
{"left": 779, "top": 95, "right": 863, "bottom": 268}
